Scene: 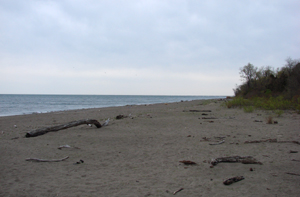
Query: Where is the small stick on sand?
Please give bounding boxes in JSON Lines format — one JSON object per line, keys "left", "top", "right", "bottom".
{"left": 209, "top": 139, "right": 225, "bottom": 145}
{"left": 223, "top": 176, "right": 244, "bottom": 185}
{"left": 173, "top": 188, "right": 184, "bottom": 195}
{"left": 179, "top": 160, "right": 197, "bottom": 165}
{"left": 215, "top": 136, "right": 226, "bottom": 139}
{"left": 292, "top": 159, "right": 300, "bottom": 162}
{"left": 26, "top": 156, "right": 69, "bottom": 162}
{"left": 183, "top": 110, "right": 211, "bottom": 112}
{"left": 201, "top": 137, "right": 211, "bottom": 141}
{"left": 202, "top": 117, "right": 217, "bottom": 119}
{"left": 289, "top": 141, "right": 300, "bottom": 145}
{"left": 245, "top": 139, "right": 277, "bottom": 143}
{"left": 58, "top": 145, "right": 80, "bottom": 150}
{"left": 286, "top": 172, "right": 300, "bottom": 176}
{"left": 245, "top": 139, "right": 300, "bottom": 145}
{"left": 58, "top": 145, "right": 71, "bottom": 149}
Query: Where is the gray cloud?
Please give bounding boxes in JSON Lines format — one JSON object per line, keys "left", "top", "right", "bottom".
{"left": 0, "top": 0, "right": 299, "bottom": 95}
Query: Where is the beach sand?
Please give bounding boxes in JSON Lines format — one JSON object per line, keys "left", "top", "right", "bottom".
{"left": 0, "top": 99, "right": 299, "bottom": 196}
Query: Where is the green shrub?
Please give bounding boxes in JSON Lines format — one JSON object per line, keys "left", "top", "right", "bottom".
{"left": 225, "top": 97, "right": 251, "bottom": 108}
{"left": 225, "top": 96, "right": 297, "bottom": 111}
{"left": 243, "top": 106, "right": 254, "bottom": 113}
{"left": 274, "top": 110, "right": 284, "bottom": 117}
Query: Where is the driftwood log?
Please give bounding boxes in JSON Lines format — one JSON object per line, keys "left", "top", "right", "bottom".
{"left": 211, "top": 156, "right": 262, "bottom": 166}
{"left": 25, "top": 119, "right": 102, "bottom": 138}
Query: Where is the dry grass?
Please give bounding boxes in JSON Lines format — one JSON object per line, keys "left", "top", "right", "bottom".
{"left": 266, "top": 116, "right": 273, "bottom": 124}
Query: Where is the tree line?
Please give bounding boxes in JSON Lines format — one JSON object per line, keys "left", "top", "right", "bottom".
{"left": 234, "top": 57, "right": 300, "bottom": 100}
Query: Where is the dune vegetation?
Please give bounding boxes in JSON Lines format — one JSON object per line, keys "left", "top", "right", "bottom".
{"left": 226, "top": 57, "right": 300, "bottom": 113}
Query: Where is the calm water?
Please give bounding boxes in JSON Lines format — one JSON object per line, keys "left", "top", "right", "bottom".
{"left": 0, "top": 94, "right": 225, "bottom": 117}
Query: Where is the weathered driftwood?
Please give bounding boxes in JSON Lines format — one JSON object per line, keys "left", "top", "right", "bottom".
{"left": 116, "top": 115, "right": 128, "bottom": 119}
{"left": 211, "top": 156, "right": 262, "bottom": 166}
{"left": 209, "top": 139, "right": 225, "bottom": 145}
{"left": 245, "top": 139, "right": 300, "bottom": 145}
{"left": 202, "top": 117, "right": 217, "bottom": 119}
{"left": 223, "top": 176, "right": 244, "bottom": 185}
{"left": 74, "top": 159, "right": 84, "bottom": 165}
{"left": 173, "top": 188, "right": 184, "bottom": 195}
{"left": 283, "top": 140, "right": 300, "bottom": 145}
{"left": 292, "top": 159, "right": 300, "bottom": 162}
{"left": 245, "top": 139, "right": 277, "bottom": 143}
{"left": 58, "top": 145, "right": 80, "bottom": 150}
{"left": 201, "top": 137, "right": 211, "bottom": 141}
{"left": 200, "top": 137, "right": 226, "bottom": 145}
{"left": 286, "top": 172, "right": 300, "bottom": 176}
{"left": 25, "top": 119, "right": 102, "bottom": 138}
{"left": 179, "top": 160, "right": 197, "bottom": 165}
{"left": 102, "top": 118, "right": 110, "bottom": 126}
{"left": 201, "top": 137, "right": 225, "bottom": 145}
{"left": 26, "top": 156, "right": 69, "bottom": 162}
{"left": 183, "top": 110, "right": 211, "bottom": 112}
{"left": 215, "top": 136, "right": 226, "bottom": 139}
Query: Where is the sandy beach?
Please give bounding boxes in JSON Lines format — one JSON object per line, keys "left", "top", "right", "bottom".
{"left": 1, "top": 99, "right": 300, "bottom": 196}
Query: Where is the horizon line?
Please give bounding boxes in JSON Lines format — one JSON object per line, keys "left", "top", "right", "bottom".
{"left": 0, "top": 93, "right": 230, "bottom": 97}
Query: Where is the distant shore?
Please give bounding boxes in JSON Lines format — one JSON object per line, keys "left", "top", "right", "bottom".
{"left": 1, "top": 99, "right": 299, "bottom": 196}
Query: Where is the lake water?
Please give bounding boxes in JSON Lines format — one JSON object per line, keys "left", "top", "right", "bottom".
{"left": 0, "top": 94, "right": 226, "bottom": 117}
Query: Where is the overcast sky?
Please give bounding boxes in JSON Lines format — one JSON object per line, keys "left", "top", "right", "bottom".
{"left": 0, "top": 0, "right": 299, "bottom": 95}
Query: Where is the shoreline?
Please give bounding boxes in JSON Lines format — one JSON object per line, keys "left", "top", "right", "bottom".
{"left": 0, "top": 98, "right": 225, "bottom": 118}
{"left": 1, "top": 99, "right": 299, "bottom": 196}
{"left": 0, "top": 95, "right": 226, "bottom": 117}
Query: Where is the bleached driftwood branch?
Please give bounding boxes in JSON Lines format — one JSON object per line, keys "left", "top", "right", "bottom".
{"left": 173, "top": 188, "right": 184, "bottom": 195}
{"left": 25, "top": 119, "right": 102, "bottom": 138}
{"left": 209, "top": 139, "right": 225, "bottom": 145}
{"left": 58, "top": 145, "right": 80, "bottom": 150}
{"left": 26, "top": 156, "right": 69, "bottom": 162}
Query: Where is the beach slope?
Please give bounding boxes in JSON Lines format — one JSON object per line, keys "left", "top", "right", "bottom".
{"left": 0, "top": 100, "right": 299, "bottom": 196}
